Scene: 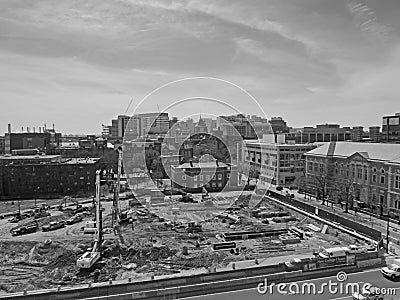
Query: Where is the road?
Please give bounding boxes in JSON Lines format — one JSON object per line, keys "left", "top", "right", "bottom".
{"left": 181, "top": 269, "right": 399, "bottom": 300}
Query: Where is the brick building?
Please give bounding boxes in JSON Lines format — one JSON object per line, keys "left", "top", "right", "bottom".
{"left": 171, "top": 160, "right": 238, "bottom": 193}
{"left": 0, "top": 154, "right": 101, "bottom": 200}
{"left": 304, "top": 142, "right": 400, "bottom": 217}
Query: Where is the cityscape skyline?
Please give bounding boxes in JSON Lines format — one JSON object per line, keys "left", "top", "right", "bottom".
{"left": 1, "top": 1, "right": 400, "bottom": 133}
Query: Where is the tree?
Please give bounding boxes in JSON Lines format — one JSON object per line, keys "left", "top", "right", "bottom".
{"left": 333, "top": 179, "right": 359, "bottom": 213}
{"left": 313, "top": 174, "right": 329, "bottom": 205}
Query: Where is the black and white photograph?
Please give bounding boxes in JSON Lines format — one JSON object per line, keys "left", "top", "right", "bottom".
{"left": 1, "top": 1, "right": 400, "bottom": 299}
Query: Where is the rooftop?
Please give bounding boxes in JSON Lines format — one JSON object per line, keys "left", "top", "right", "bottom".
{"left": 306, "top": 142, "right": 400, "bottom": 162}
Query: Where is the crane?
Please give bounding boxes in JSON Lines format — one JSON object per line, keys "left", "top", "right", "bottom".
{"left": 112, "top": 147, "right": 123, "bottom": 227}
{"left": 112, "top": 147, "right": 126, "bottom": 245}
{"left": 77, "top": 170, "right": 103, "bottom": 269}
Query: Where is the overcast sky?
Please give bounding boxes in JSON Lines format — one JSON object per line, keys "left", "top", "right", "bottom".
{"left": 1, "top": 0, "right": 400, "bottom": 134}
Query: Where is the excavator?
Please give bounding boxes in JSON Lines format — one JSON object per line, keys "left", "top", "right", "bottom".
{"left": 58, "top": 196, "right": 83, "bottom": 213}
{"left": 77, "top": 170, "right": 103, "bottom": 269}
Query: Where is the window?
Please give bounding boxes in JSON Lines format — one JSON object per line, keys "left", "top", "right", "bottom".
{"left": 194, "top": 176, "right": 197, "bottom": 181}
{"left": 206, "top": 175, "right": 210, "bottom": 180}
{"left": 308, "top": 163, "right": 312, "bottom": 171}
{"left": 372, "top": 174, "right": 377, "bottom": 182}
{"left": 194, "top": 183, "right": 198, "bottom": 188}
{"left": 199, "top": 175, "right": 203, "bottom": 181}
{"left": 218, "top": 182, "right": 222, "bottom": 187}
{"left": 218, "top": 174, "right": 222, "bottom": 180}
{"left": 182, "top": 175, "right": 186, "bottom": 180}
{"left": 395, "top": 175, "right": 400, "bottom": 189}
{"left": 357, "top": 168, "right": 362, "bottom": 179}
{"left": 380, "top": 176, "right": 385, "bottom": 184}
{"left": 381, "top": 169, "right": 385, "bottom": 174}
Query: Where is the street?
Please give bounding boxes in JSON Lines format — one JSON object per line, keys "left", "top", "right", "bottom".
{"left": 181, "top": 269, "right": 400, "bottom": 300}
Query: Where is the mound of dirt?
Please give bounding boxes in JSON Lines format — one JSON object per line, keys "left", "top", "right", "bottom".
{"left": 171, "top": 250, "right": 230, "bottom": 269}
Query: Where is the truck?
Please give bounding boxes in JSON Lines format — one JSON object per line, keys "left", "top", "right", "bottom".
{"left": 42, "top": 221, "right": 65, "bottom": 232}
{"left": 381, "top": 258, "right": 400, "bottom": 280}
{"left": 318, "top": 247, "right": 349, "bottom": 259}
{"left": 11, "top": 222, "right": 39, "bottom": 236}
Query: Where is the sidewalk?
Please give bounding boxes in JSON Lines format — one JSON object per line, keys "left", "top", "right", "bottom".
{"left": 267, "top": 184, "right": 400, "bottom": 255}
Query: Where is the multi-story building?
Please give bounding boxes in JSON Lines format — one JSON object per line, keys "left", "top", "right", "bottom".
{"left": 268, "top": 117, "right": 290, "bottom": 134}
{"left": 171, "top": 160, "right": 238, "bottom": 192}
{"left": 368, "top": 126, "right": 381, "bottom": 143}
{"left": 4, "top": 124, "right": 61, "bottom": 154}
{"left": 305, "top": 142, "right": 400, "bottom": 217}
{"left": 351, "top": 126, "right": 364, "bottom": 142}
{"left": 0, "top": 154, "right": 101, "bottom": 199}
{"left": 218, "top": 114, "right": 258, "bottom": 139}
{"left": 286, "top": 124, "right": 352, "bottom": 144}
{"left": 194, "top": 117, "right": 208, "bottom": 134}
{"left": 382, "top": 113, "right": 400, "bottom": 143}
{"left": 242, "top": 135, "right": 318, "bottom": 187}
{"left": 0, "top": 136, "right": 4, "bottom": 154}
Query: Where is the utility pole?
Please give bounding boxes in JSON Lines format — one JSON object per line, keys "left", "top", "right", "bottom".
{"left": 386, "top": 211, "right": 390, "bottom": 254}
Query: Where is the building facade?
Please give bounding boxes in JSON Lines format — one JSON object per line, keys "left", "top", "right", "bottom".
{"left": 171, "top": 160, "right": 238, "bottom": 192}
{"left": 0, "top": 155, "right": 101, "bottom": 199}
{"left": 382, "top": 113, "right": 400, "bottom": 143}
{"left": 286, "top": 124, "right": 352, "bottom": 144}
{"left": 5, "top": 129, "right": 61, "bottom": 155}
{"left": 305, "top": 142, "right": 400, "bottom": 217}
{"left": 242, "top": 136, "right": 318, "bottom": 187}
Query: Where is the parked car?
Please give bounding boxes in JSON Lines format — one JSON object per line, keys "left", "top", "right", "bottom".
{"left": 352, "top": 286, "right": 384, "bottom": 300}
{"left": 8, "top": 215, "right": 22, "bottom": 223}
{"left": 346, "top": 244, "right": 368, "bottom": 254}
{"left": 11, "top": 222, "right": 39, "bottom": 236}
{"left": 42, "top": 221, "right": 65, "bottom": 232}
{"left": 381, "top": 259, "right": 400, "bottom": 279}
{"left": 66, "top": 214, "right": 83, "bottom": 225}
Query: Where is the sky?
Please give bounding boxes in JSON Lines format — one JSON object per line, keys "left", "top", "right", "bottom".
{"left": 1, "top": 0, "right": 400, "bottom": 134}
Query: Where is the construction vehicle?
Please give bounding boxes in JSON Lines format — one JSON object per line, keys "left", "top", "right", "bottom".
{"left": 179, "top": 192, "right": 194, "bottom": 203}
{"left": 77, "top": 170, "right": 103, "bottom": 269}
{"left": 201, "top": 187, "right": 211, "bottom": 201}
{"left": 58, "top": 196, "right": 83, "bottom": 212}
{"left": 33, "top": 204, "right": 51, "bottom": 219}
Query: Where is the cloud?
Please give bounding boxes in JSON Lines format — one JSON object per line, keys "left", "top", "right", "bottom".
{"left": 346, "top": 0, "right": 392, "bottom": 43}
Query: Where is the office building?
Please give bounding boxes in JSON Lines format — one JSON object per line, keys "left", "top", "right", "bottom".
{"left": 242, "top": 134, "right": 318, "bottom": 187}
{"left": 382, "top": 113, "right": 400, "bottom": 143}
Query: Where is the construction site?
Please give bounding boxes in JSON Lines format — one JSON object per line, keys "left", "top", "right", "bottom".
{"left": 0, "top": 151, "right": 376, "bottom": 295}
{"left": 0, "top": 188, "right": 374, "bottom": 294}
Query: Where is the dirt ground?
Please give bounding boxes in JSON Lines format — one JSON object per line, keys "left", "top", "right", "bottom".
{"left": 0, "top": 191, "right": 364, "bottom": 294}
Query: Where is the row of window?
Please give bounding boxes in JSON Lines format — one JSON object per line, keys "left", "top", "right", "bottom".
{"left": 182, "top": 173, "right": 226, "bottom": 181}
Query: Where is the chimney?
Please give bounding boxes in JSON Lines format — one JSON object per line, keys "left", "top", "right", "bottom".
{"left": 33, "top": 127, "right": 36, "bottom": 133}
{"left": 44, "top": 124, "right": 47, "bottom": 131}
{"left": 189, "top": 160, "right": 193, "bottom": 167}
{"left": 216, "top": 160, "right": 219, "bottom": 167}
{"left": 21, "top": 127, "right": 23, "bottom": 133}
{"left": 53, "top": 123, "right": 55, "bottom": 130}
{"left": 27, "top": 127, "right": 30, "bottom": 133}
{"left": 7, "top": 123, "right": 11, "bottom": 133}
{"left": 39, "top": 127, "right": 41, "bottom": 133}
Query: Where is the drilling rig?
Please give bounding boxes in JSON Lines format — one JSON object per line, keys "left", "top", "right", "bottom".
{"left": 76, "top": 170, "right": 103, "bottom": 269}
